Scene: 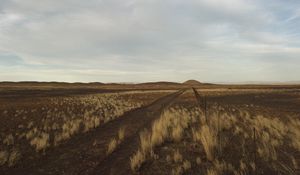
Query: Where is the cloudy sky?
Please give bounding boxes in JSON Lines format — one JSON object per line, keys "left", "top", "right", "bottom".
{"left": 0, "top": 0, "right": 300, "bottom": 83}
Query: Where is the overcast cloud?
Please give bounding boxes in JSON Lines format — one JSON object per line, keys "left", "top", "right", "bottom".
{"left": 0, "top": 0, "right": 300, "bottom": 82}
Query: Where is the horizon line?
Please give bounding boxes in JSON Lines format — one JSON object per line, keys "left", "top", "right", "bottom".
{"left": 1, "top": 80, "right": 300, "bottom": 85}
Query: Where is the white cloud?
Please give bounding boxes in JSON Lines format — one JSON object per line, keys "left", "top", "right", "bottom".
{"left": 0, "top": 0, "right": 299, "bottom": 82}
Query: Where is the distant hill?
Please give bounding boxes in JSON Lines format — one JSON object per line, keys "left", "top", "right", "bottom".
{"left": 87, "top": 82, "right": 105, "bottom": 85}
{"left": 182, "top": 80, "right": 203, "bottom": 85}
{"left": 0, "top": 81, "right": 104, "bottom": 85}
{"left": 137, "top": 81, "right": 182, "bottom": 86}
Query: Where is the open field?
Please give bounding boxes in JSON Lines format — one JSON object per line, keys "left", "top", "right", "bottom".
{"left": 134, "top": 89, "right": 300, "bottom": 175}
{"left": 0, "top": 82, "right": 300, "bottom": 175}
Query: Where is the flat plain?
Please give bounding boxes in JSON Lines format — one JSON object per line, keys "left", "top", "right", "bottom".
{"left": 0, "top": 81, "right": 299, "bottom": 175}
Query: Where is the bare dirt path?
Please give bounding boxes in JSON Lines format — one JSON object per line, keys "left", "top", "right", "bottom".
{"left": 192, "top": 87, "right": 203, "bottom": 105}
{"left": 4, "top": 90, "right": 184, "bottom": 175}
{"left": 90, "top": 89, "right": 184, "bottom": 175}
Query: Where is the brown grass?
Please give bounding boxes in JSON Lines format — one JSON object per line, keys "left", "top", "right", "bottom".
{"left": 107, "top": 138, "right": 118, "bottom": 155}
{"left": 133, "top": 101, "right": 300, "bottom": 174}
{"left": 193, "top": 124, "right": 217, "bottom": 161}
{"left": 130, "top": 150, "right": 146, "bottom": 172}
{"left": 107, "top": 127, "right": 126, "bottom": 155}
{"left": 0, "top": 150, "right": 8, "bottom": 166}
{"left": 130, "top": 106, "right": 201, "bottom": 172}
{"left": 0, "top": 90, "right": 169, "bottom": 167}
{"left": 173, "top": 149, "right": 183, "bottom": 163}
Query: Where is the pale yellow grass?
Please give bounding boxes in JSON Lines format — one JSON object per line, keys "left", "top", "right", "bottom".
{"left": 192, "top": 124, "right": 217, "bottom": 161}
{"left": 107, "top": 127, "right": 126, "bottom": 155}
{"left": 130, "top": 106, "right": 201, "bottom": 172}
{"left": 130, "top": 150, "right": 146, "bottom": 172}
{"left": 173, "top": 149, "right": 183, "bottom": 163}
{"left": 202, "top": 106, "right": 300, "bottom": 174}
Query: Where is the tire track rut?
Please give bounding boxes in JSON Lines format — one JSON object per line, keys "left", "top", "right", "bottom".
{"left": 90, "top": 90, "right": 184, "bottom": 175}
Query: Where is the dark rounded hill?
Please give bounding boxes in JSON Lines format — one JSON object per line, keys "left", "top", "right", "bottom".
{"left": 183, "top": 80, "right": 203, "bottom": 85}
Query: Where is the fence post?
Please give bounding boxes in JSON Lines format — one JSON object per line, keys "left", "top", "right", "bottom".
{"left": 204, "top": 96, "right": 207, "bottom": 121}
{"left": 217, "top": 107, "right": 221, "bottom": 157}
{"left": 253, "top": 127, "right": 257, "bottom": 174}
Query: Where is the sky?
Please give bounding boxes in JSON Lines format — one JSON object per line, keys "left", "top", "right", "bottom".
{"left": 0, "top": 0, "right": 300, "bottom": 83}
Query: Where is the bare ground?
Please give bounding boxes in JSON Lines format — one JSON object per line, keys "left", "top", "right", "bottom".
{"left": 2, "top": 90, "right": 184, "bottom": 175}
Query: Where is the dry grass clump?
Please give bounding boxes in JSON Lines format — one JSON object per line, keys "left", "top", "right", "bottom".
{"left": 172, "top": 166, "right": 183, "bottom": 175}
{"left": 150, "top": 107, "right": 199, "bottom": 146}
{"left": 196, "top": 157, "right": 202, "bottom": 165}
{"left": 192, "top": 125, "right": 217, "bottom": 161}
{"left": 0, "top": 150, "right": 9, "bottom": 166}
{"left": 107, "top": 127, "right": 126, "bottom": 155}
{"left": 130, "top": 106, "right": 201, "bottom": 172}
{"left": 206, "top": 160, "right": 235, "bottom": 175}
{"left": 130, "top": 149, "right": 146, "bottom": 172}
{"left": 3, "top": 134, "right": 14, "bottom": 146}
{"left": 130, "top": 130, "right": 150, "bottom": 171}
{"left": 288, "top": 117, "right": 300, "bottom": 151}
{"left": 173, "top": 149, "right": 183, "bottom": 163}
{"left": 54, "top": 119, "right": 82, "bottom": 146}
{"left": 171, "top": 151, "right": 191, "bottom": 175}
{"left": 257, "top": 131, "right": 277, "bottom": 161}
{"left": 7, "top": 149, "right": 20, "bottom": 167}
{"left": 182, "top": 160, "right": 191, "bottom": 171}
{"left": 30, "top": 132, "right": 50, "bottom": 152}
{"left": 107, "top": 139, "right": 118, "bottom": 155}
{"left": 166, "top": 155, "right": 172, "bottom": 162}
{"left": 0, "top": 149, "right": 21, "bottom": 167}
{"left": 118, "top": 127, "right": 125, "bottom": 141}
{"left": 200, "top": 125, "right": 217, "bottom": 161}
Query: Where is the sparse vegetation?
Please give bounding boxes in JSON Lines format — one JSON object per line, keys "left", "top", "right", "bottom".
{"left": 0, "top": 90, "right": 171, "bottom": 168}
{"left": 107, "top": 138, "right": 118, "bottom": 155}
{"left": 130, "top": 149, "right": 146, "bottom": 172}
{"left": 107, "top": 127, "right": 126, "bottom": 155}
{"left": 130, "top": 102, "right": 202, "bottom": 172}
{"left": 193, "top": 125, "right": 217, "bottom": 161}
{"left": 131, "top": 90, "right": 300, "bottom": 175}
{"left": 173, "top": 149, "right": 183, "bottom": 163}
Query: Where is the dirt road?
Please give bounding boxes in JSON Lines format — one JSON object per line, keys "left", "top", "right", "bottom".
{"left": 4, "top": 90, "right": 184, "bottom": 175}
{"left": 90, "top": 90, "right": 184, "bottom": 175}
